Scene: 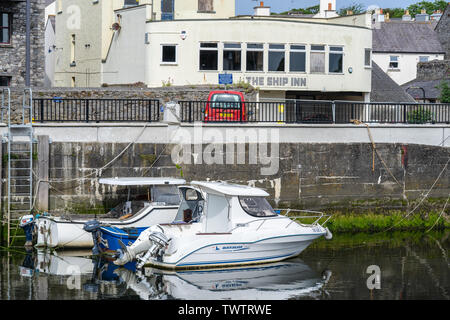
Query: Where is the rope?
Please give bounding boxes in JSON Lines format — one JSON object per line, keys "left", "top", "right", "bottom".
{"left": 426, "top": 194, "right": 450, "bottom": 233}
{"left": 351, "top": 119, "right": 403, "bottom": 188}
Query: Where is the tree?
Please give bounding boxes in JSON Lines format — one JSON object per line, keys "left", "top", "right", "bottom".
{"left": 438, "top": 81, "right": 450, "bottom": 103}
{"left": 407, "top": 0, "right": 448, "bottom": 16}
{"left": 338, "top": 3, "right": 365, "bottom": 16}
{"left": 276, "top": 5, "right": 320, "bottom": 15}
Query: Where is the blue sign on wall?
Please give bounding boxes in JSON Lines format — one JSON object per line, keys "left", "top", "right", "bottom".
{"left": 219, "top": 73, "right": 233, "bottom": 85}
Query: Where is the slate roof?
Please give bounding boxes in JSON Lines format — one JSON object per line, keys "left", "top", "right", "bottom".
{"left": 372, "top": 21, "right": 445, "bottom": 54}
{"left": 402, "top": 79, "right": 448, "bottom": 100}
{"left": 45, "top": 0, "right": 55, "bottom": 6}
{"left": 371, "top": 62, "right": 417, "bottom": 103}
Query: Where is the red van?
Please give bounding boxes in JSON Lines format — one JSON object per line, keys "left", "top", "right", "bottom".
{"left": 203, "top": 90, "right": 247, "bottom": 122}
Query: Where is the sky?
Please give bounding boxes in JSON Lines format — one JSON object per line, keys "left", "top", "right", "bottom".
{"left": 236, "top": 0, "right": 425, "bottom": 15}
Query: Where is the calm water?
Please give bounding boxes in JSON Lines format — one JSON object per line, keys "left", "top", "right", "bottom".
{"left": 0, "top": 231, "right": 448, "bottom": 300}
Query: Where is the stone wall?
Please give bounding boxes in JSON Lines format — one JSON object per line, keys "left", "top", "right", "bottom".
{"left": 0, "top": 0, "right": 45, "bottom": 87}
{"left": 435, "top": 4, "right": 450, "bottom": 59}
{"left": 2, "top": 140, "right": 447, "bottom": 214}
{"left": 3, "top": 86, "right": 258, "bottom": 123}
{"left": 416, "top": 60, "right": 450, "bottom": 81}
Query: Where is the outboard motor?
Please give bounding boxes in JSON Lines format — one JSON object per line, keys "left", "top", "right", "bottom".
{"left": 114, "top": 226, "right": 170, "bottom": 269}
{"left": 19, "top": 215, "right": 35, "bottom": 247}
{"left": 83, "top": 220, "right": 102, "bottom": 255}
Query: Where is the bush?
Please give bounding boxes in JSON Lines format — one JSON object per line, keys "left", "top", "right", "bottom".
{"left": 407, "top": 108, "right": 433, "bottom": 124}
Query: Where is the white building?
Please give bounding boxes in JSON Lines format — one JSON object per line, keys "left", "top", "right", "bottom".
{"left": 44, "top": 0, "right": 56, "bottom": 87}
{"left": 372, "top": 10, "right": 445, "bottom": 86}
{"left": 53, "top": 0, "right": 372, "bottom": 101}
{"left": 101, "top": 1, "right": 373, "bottom": 101}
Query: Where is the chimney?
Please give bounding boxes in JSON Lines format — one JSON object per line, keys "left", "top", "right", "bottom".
{"left": 402, "top": 10, "right": 412, "bottom": 21}
{"left": 430, "top": 10, "right": 443, "bottom": 21}
{"left": 385, "top": 12, "right": 390, "bottom": 21}
{"left": 346, "top": 10, "right": 353, "bottom": 15}
{"left": 416, "top": 8, "right": 430, "bottom": 22}
{"left": 373, "top": 8, "right": 385, "bottom": 22}
{"left": 317, "top": 0, "right": 337, "bottom": 18}
{"left": 254, "top": 1, "right": 271, "bottom": 16}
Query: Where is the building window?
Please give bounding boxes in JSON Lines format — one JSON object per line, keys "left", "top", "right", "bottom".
{"left": 310, "top": 45, "right": 325, "bottom": 73}
{"left": 199, "top": 42, "right": 218, "bottom": 71}
{"left": 389, "top": 56, "right": 399, "bottom": 69}
{"left": 419, "top": 56, "right": 429, "bottom": 63}
{"left": 329, "top": 46, "right": 343, "bottom": 73}
{"left": 70, "top": 34, "right": 76, "bottom": 66}
{"left": 290, "top": 45, "right": 306, "bottom": 72}
{"left": 364, "top": 48, "right": 371, "bottom": 67}
{"left": 223, "top": 43, "right": 241, "bottom": 71}
{"left": 0, "top": 13, "right": 11, "bottom": 44}
{"left": 246, "top": 43, "right": 264, "bottom": 72}
{"left": 198, "top": 0, "right": 214, "bottom": 12}
{"left": 161, "top": 0, "right": 174, "bottom": 20}
{"left": 124, "top": 0, "right": 139, "bottom": 7}
{"left": 161, "top": 44, "right": 177, "bottom": 63}
{"left": 268, "top": 44, "right": 285, "bottom": 72}
{"left": 0, "top": 76, "right": 11, "bottom": 86}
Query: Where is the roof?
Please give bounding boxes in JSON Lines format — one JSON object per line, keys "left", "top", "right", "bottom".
{"left": 371, "top": 62, "right": 417, "bottom": 103}
{"left": 191, "top": 181, "right": 270, "bottom": 197}
{"left": 99, "top": 177, "right": 186, "bottom": 186}
{"left": 402, "top": 79, "right": 448, "bottom": 100}
{"left": 372, "top": 21, "right": 445, "bottom": 53}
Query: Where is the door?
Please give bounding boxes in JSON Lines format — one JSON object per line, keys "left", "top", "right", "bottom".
{"left": 204, "top": 194, "right": 230, "bottom": 233}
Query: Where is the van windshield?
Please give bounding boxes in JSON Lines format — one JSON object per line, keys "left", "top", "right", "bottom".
{"left": 210, "top": 93, "right": 242, "bottom": 109}
{"left": 239, "top": 197, "right": 277, "bottom": 217}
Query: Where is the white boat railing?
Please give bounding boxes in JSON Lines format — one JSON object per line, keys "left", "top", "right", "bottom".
{"left": 274, "top": 208, "right": 332, "bottom": 228}
{"left": 228, "top": 209, "right": 332, "bottom": 232}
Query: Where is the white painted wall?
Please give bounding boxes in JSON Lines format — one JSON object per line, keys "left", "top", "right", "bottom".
{"left": 44, "top": 19, "right": 56, "bottom": 87}
{"left": 141, "top": 18, "right": 372, "bottom": 94}
{"left": 102, "top": 5, "right": 149, "bottom": 85}
{"left": 372, "top": 52, "right": 445, "bottom": 85}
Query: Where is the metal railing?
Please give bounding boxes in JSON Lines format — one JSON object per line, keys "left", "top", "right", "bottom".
{"left": 179, "top": 100, "right": 450, "bottom": 124}
{"left": 32, "top": 98, "right": 161, "bottom": 123}
{"left": 25, "top": 98, "right": 450, "bottom": 124}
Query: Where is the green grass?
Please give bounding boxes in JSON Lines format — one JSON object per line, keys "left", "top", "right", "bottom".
{"left": 323, "top": 211, "right": 448, "bottom": 233}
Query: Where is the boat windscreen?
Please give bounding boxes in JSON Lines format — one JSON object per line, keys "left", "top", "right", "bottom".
{"left": 239, "top": 197, "right": 277, "bottom": 217}
{"left": 152, "top": 185, "right": 181, "bottom": 205}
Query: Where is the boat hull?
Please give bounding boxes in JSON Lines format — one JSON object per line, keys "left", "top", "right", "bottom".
{"left": 98, "top": 226, "right": 146, "bottom": 255}
{"left": 35, "top": 207, "right": 178, "bottom": 249}
{"left": 147, "top": 233, "right": 323, "bottom": 270}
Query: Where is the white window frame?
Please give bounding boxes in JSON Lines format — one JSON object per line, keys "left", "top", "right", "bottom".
{"left": 364, "top": 48, "right": 372, "bottom": 67}
{"left": 310, "top": 45, "right": 326, "bottom": 74}
{"left": 199, "top": 42, "right": 219, "bottom": 71}
{"left": 268, "top": 44, "right": 286, "bottom": 72}
{"left": 328, "top": 46, "right": 344, "bottom": 74}
{"left": 246, "top": 43, "right": 265, "bottom": 72}
{"left": 289, "top": 44, "right": 307, "bottom": 73}
{"left": 389, "top": 55, "right": 399, "bottom": 69}
{"left": 223, "top": 42, "right": 242, "bottom": 72}
{"left": 160, "top": 44, "right": 178, "bottom": 65}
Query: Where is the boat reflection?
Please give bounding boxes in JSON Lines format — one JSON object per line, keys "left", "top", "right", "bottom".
{"left": 115, "top": 258, "right": 332, "bottom": 300}
{"left": 18, "top": 250, "right": 331, "bottom": 300}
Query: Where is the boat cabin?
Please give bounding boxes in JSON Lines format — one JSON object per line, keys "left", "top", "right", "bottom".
{"left": 172, "top": 181, "right": 277, "bottom": 233}
{"left": 99, "top": 177, "right": 186, "bottom": 220}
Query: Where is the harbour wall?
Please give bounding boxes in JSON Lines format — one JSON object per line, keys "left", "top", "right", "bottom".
{"left": 1, "top": 123, "right": 449, "bottom": 213}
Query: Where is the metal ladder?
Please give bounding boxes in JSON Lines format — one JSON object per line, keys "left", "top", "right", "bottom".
{"left": 1, "top": 88, "right": 34, "bottom": 247}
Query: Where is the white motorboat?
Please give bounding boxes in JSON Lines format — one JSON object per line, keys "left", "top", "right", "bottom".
{"left": 33, "top": 177, "right": 186, "bottom": 249}
{"left": 114, "top": 181, "right": 332, "bottom": 270}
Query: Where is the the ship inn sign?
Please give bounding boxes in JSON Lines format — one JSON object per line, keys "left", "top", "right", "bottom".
{"left": 244, "top": 76, "right": 307, "bottom": 88}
